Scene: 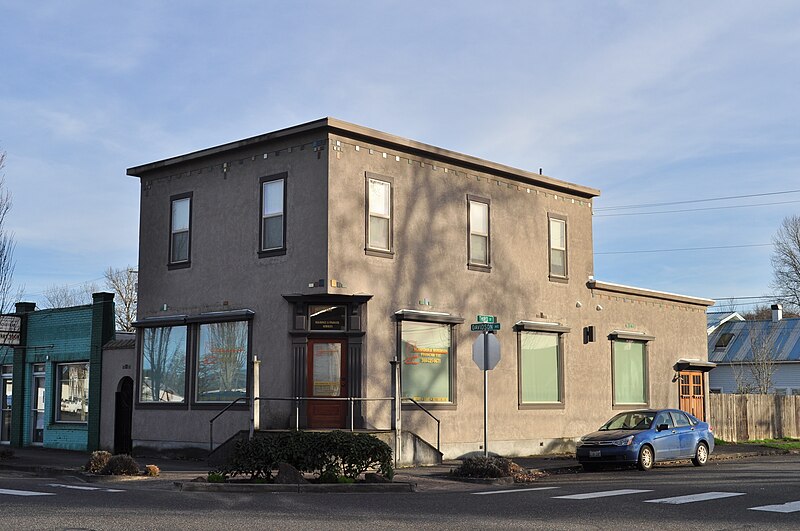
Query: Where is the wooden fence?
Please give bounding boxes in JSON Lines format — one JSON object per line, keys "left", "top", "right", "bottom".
{"left": 708, "top": 393, "right": 800, "bottom": 442}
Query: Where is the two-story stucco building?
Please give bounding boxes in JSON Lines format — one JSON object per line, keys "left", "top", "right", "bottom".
{"left": 126, "top": 118, "right": 714, "bottom": 460}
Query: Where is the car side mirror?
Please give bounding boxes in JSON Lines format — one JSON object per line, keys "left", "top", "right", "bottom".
{"left": 657, "top": 424, "right": 669, "bottom": 432}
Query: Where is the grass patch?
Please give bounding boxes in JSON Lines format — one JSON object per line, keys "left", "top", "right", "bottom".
{"left": 746, "top": 438, "right": 800, "bottom": 450}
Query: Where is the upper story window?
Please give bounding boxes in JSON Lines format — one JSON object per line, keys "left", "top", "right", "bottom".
{"left": 260, "top": 173, "right": 286, "bottom": 256}
{"left": 170, "top": 194, "right": 192, "bottom": 266}
{"left": 549, "top": 215, "right": 567, "bottom": 280}
{"left": 366, "top": 175, "right": 393, "bottom": 255}
{"left": 468, "top": 196, "right": 490, "bottom": 271}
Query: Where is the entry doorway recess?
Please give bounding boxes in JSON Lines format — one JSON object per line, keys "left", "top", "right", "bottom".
{"left": 114, "top": 377, "right": 133, "bottom": 455}
{"left": 306, "top": 339, "right": 347, "bottom": 428}
{"left": 679, "top": 371, "right": 705, "bottom": 420}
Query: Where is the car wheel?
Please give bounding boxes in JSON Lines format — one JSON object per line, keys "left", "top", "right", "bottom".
{"left": 692, "top": 442, "right": 709, "bottom": 467}
{"left": 637, "top": 445, "right": 654, "bottom": 471}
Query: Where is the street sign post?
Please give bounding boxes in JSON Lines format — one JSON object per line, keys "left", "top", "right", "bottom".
{"left": 471, "top": 330, "right": 501, "bottom": 457}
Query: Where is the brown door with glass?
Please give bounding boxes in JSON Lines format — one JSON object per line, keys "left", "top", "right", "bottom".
{"left": 307, "top": 339, "right": 347, "bottom": 428}
{"left": 678, "top": 371, "right": 705, "bottom": 420}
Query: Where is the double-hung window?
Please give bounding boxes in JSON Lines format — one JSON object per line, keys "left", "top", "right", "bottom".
{"left": 612, "top": 338, "right": 649, "bottom": 406}
{"left": 56, "top": 362, "right": 89, "bottom": 423}
{"left": 260, "top": 173, "right": 286, "bottom": 255}
{"left": 549, "top": 215, "right": 567, "bottom": 279}
{"left": 366, "top": 174, "right": 392, "bottom": 254}
{"left": 468, "top": 196, "right": 490, "bottom": 270}
{"left": 170, "top": 194, "right": 191, "bottom": 266}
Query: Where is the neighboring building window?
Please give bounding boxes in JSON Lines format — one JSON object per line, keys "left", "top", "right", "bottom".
{"left": 56, "top": 363, "right": 89, "bottom": 423}
{"left": 170, "top": 195, "right": 191, "bottom": 264}
{"left": 714, "top": 333, "right": 735, "bottom": 350}
{"left": 400, "top": 321, "right": 453, "bottom": 403}
{"left": 709, "top": 388, "right": 722, "bottom": 394}
{"left": 612, "top": 339, "right": 648, "bottom": 405}
{"left": 367, "top": 177, "right": 392, "bottom": 252}
{"left": 468, "top": 197, "right": 490, "bottom": 268}
{"left": 196, "top": 321, "right": 249, "bottom": 402}
{"left": 32, "top": 364, "right": 45, "bottom": 443}
{"left": 260, "top": 175, "right": 286, "bottom": 252}
{"left": 549, "top": 216, "right": 567, "bottom": 278}
{"left": 519, "top": 331, "right": 562, "bottom": 404}
{"left": 1, "top": 365, "right": 11, "bottom": 442}
{"left": 140, "top": 326, "right": 187, "bottom": 403}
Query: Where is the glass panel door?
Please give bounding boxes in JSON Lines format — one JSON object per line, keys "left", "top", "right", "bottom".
{"left": 306, "top": 340, "right": 347, "bottom": 429}
{"left": 32, "top": 366, "right": 45, "bottom": 444}
{"left": 1, "top": 376, "right": 11, "bottom": 442}
{"left": 312, "top": 343, "right": 342, "bottom": 397}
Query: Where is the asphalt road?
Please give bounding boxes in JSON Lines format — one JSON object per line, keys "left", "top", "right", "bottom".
{"left": 1, "top": 455, "right": 799, "bottom": 530}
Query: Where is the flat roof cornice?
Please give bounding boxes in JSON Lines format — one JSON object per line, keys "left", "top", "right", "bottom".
{"left": 588, "top": 279, "right": 714, "bottom": 307}
{"left": 127, "top": 117, "right": 600, "bottom": 199}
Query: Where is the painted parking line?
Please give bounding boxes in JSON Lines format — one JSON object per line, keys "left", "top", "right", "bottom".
{"left": 553, "top": 489, "right": 652, "bottom": 500}
{"left": 645, "top": 492, "right": 746, "bottom": 505}
{"left": 0, "top": 488, "right": 55, "bottom": 497}
{"left": 47, "top": 483, "right": 125, "bottom": 493}
{"left": 749, "top": 501, "right": 800, "bottom": 513}
{"left": 473, "top": 487, "right": 560, "bottom": 496}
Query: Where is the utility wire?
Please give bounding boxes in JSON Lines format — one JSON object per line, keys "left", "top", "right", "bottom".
{"left": 595, "top": 188, "right": 800, "bottom": 212}
{"left": 594, "top": 199, "right": 800, "bottom": 217}
{"left": 596, "top": 243, "right": 772, "bottom": 255}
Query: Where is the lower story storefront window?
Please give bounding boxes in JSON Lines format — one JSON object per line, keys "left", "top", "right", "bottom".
{"left": 140, "top": 325, "right": 187, "bottom": 403}
{"left": 196, "top": 321, "right": 248, "bottom": 402}
{"left": 400, "top": 321, "right": 453, "bottom": 403}
{"left": 57, "top": 363, "right": 89, "bottom": 423}
{"left": 613, "top": 339, "right": 648, "bottom": 405}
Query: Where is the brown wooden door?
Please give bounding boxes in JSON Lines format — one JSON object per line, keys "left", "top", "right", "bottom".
{"left": 307, "top": 339, "right": 347, "bottom": 428}
{"left": 679, "top": 371, "right": 705, "bottom": 420}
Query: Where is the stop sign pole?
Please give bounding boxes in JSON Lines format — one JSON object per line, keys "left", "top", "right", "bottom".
{"left": 471, "top": 319, "right": 501, "bottom": 458}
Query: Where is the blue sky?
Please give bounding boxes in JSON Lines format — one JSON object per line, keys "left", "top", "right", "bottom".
{"left": 1, "top": 1, "right": 799, "bottom": 311}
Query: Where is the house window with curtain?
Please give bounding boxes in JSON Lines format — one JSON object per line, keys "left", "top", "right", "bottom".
{"left": 519, "top": 331, "right": 562, "bottom": 404}
{"left": 612, "top": 339, "right": 648, "bottom": 406}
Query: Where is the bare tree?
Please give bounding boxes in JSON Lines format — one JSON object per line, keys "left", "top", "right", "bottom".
{"left": 42, "top": 281, "right": 99, "bottom": 308}
{"left": 733, "top": 321, "right": 780, "bottom": 394}
{"left": 771, "top": 215, "right": 800, "bottom": 313}
{"left": 104, "top": 266, "right": 137, "bottom": 331}
{"left": 0, "top": 150, "right": 18, "bottom": 314}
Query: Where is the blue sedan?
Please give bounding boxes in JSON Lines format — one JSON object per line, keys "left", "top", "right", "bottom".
{"left": 575, "top": 409, "right": 715, "bottom": 471}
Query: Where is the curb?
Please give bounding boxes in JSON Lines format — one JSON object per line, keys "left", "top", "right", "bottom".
{"left": 175, "top": 481, "right": 416, "bottom": 493}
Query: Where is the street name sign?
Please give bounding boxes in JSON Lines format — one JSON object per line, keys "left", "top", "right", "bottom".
{"left": 476, "top": 315, "right": 496, "bottom": 323}
{"left": 471, "top": 323, "right": 501, "bottom": 332}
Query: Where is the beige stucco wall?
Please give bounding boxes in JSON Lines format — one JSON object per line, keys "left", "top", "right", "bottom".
{"left": 325, "top": 131, "right": 710, "bottom": 458}
{"left": 100, "top": 346, "right": 136, "bottom": 451}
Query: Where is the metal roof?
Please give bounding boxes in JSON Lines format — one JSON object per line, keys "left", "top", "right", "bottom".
{"left": 706, "top": 311, "right": 744, "bottom": 333}
{"left": 708, "top": 318, "right": 800, "bottom": 363}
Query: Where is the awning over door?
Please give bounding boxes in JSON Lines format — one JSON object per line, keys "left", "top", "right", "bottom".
{"left": 673, "top": 359, "right": 717, "bottom": 372}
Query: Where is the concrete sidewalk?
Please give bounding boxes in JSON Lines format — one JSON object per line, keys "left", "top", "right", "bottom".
{"left": 0, "top": 443, "right": 789, "bottom": 492}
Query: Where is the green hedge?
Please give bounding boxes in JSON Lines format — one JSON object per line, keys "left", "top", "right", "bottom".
{"left": 219, "top": 430, "right": 393, "bottom": 482}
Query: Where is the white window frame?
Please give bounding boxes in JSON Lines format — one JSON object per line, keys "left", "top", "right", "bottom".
{"left": 260, "top": 175, "right": 286, "bottom": 253}
{"left": 55, "top": 362, "right": 89, "bottom": 424}
{"left": 548, "top": 215, "right": 567, "bottom": 279}
{"left": 170, "top": 195, "right": 191, "bottom": 265}
{"left": 468, "top": 196, "right": 490, "bottom": 269}
{"left": 367, "top": 176, "right": 392, "bottom": 253}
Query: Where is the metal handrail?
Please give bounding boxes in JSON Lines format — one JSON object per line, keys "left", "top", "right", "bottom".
{"left": 208, "top": 397, "right": 248, "bottom": 453}
{"left": 255, "top": 396, "right": 394, "bottom": 432}
{"left": 402, "top": 397, "right": 441, "bottom": 453}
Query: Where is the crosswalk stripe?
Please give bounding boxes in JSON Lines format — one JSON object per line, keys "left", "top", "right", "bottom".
{"left": 473, "top": 487, "right": 560, "bottom": 496}
{"left": 749, "top": 501, "right": 800, "bottom": 513}
{"left": 553, "top": 489, "right": 652, "bottom": 500}
{"left": 46, "top": 483, "right": 125, "bottom": 493}
{"left": 645, "top": 492, "right": 746, "bottom": 505}
{"left": 0, "top": 488, "right": 55, "bottom": 497}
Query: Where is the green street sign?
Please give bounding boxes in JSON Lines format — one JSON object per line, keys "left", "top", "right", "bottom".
{"left": 476, "top": 315, "right": 496, "bottom": 323}
{"left": 471, "top": 323, "right": 501, "bottom": 332}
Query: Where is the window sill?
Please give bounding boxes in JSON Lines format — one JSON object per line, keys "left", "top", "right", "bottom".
{"left": 549, "top": 275, "right": 569, "bottom": 284}
{"left": 518, "top": 402, "right": 565, "bottom": 410}
{"left": 190, "top": 402, "right": 249, "bottom": 410}
{"left": 168, "top": 261, "right": 191, "bottom": 270}
{"left": 613, "top": 403, "right": 649, "bottom": 410}
{"left": 365, "top": 248, "right": 394, "bottom": 259}
{"left": 258, "top": 249, "right": 287, "bottom": 259}
{"left": 467, "top": 263, "right": 492, "bottom": 273}
{"left": 48, "top": 422, "right": 88, "bottom": 429}
{"left": 401, "top": 402, "right": 457, "bottom": 411}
